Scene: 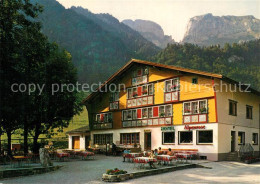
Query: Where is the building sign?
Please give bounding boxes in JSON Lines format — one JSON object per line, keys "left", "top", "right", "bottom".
{"left": 144, "top": 129, "right": 151, "bottom": 132}
{"left": 184, "top": 125, "right": 205, "bottom": 131}
{"left": 161, "top": 126, "right": 175, "bottom": 132}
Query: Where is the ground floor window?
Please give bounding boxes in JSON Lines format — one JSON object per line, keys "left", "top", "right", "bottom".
{"left": 120, "top": 133, "right": 140, "bottom": 144}
{"left": 162, "top": 132, "right": 175, "bottom": 144}
{"left": 93, "top": 134, "right": 113, "bottom": 145}
{"left": 252, "top": 133, "right": 258, "bottom": 145}
{"left": 197, "top": 130, "right": 213, "bottom": 144}
{"left": 238, "top": 132, "right": 245, "bottom": 145}
{"left": 179, "top": 131, "right": 193, "bottom": 144}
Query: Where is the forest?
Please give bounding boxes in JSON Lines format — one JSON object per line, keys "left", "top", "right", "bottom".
{"left": 151, "top": 40, "right": 260, "bottom": 91}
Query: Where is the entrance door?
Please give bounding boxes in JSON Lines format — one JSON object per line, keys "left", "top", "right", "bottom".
{"left": 72, "top": 136, "right": 80, "bottom": 149}
{"left": 144, "top": 132, "right": 151, "bottom": 151}
{"left": 85, "top": 136, "right": 90, "bottom": 149}
{"left": 231, "top": 131, "right": 236, "bottom": 152}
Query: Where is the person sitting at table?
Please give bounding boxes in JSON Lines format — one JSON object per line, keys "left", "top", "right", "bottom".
{"left": 158, "top": 147, "right": 163, "bottom": 155}
{"left": 148, "top": 150, "right": 156, "bottom": 169}
{"left": 154, "top": 149, "right": 158, "bottom": 157}
{"left": 123, "top": 149, "right": 130, "bottom": 162}
{"left": 167, "top": 148, "right": 172, "bottom": 156}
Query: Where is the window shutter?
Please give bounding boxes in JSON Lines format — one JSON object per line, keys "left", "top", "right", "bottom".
{"left": 137, "top": 86, "right": 142, "bottom": 96}
{"left": 100, "top": 114, "right": 104, "bottom": 122}
{"left": 153, "top": 106, "right": 159, "bottom": 117}
{"left": 137, "top": 109, "right": 142, "bottom": 119}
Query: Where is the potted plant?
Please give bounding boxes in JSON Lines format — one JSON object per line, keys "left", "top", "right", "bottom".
{"left": 142, "top": 90, "right": 148, "bottom": 95}
{"left": 170, "top": 84, "right": 177, "bottom": 90}
{"left": 184, "top": 109, "right": 191, "bottom": 113}
{"left": 159, "top": 112, "right": 165, "bottom": 117}
{"left": 199, "top": 107, "right": 207, "bottom": 113}
{"left": 133, "top": 92, "right": 138, "bottom": 98}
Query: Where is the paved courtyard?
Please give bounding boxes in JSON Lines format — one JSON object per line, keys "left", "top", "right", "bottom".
{"left": 0, "top": 155, "right": 259, "bottom": 184}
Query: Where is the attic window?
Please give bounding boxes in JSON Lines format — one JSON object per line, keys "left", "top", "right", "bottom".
{"left": 192, "top": 78, "right": 198, "bottom": 84}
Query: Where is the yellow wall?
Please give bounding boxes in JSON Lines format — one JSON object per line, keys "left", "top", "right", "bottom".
{"left": 180, "top": 75, "right": 214, "bottom": 101}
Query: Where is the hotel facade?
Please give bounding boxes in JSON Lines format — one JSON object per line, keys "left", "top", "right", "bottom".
{"left": 68, "top": 59, "right": 260, "bottom": 161}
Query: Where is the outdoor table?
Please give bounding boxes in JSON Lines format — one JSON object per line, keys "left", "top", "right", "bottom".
{"left": 133, "top": 157, "right": 157, "bottom": 168}
{"left": 124, "top": 153, "right": 142, "bottom": 162}
{"left": 12, "top": 156, "right": 30, "bottom": 167}
{"left": 80, "top": 151, "right": 95, "bottom": 160}
{"left": 156, "top": 155, "right": 177, "bottom": 165}
{"left": 56, "top": 152, "right": 70, "bottom": 161}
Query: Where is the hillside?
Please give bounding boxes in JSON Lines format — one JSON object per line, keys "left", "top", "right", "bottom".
{"left": 122, "top": 19, "right": 175, "bottom": 48}
{"left": 182, "top": 13, "right": 260, "bottom": 46}
{"left": 35, "top": 0, "right": 160, "bottom": 84}
{"left": 151, "top": 39, "right": 260, "bottom": 91}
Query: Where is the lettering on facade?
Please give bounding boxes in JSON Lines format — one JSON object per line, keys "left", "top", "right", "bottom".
{"left": 161, "top": 126, "right": 175, "bottom": 132}
{"left": 184, "top": 125, "right": 205, "bottom": 131}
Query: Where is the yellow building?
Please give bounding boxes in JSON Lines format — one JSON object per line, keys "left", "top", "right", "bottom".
{"left": 68, "top": 59, "right": 260, "bottom": 161}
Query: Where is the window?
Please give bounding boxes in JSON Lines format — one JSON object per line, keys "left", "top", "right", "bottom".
{"left": 148, "top": 108, "right": 153, "bottom": 118}
{"left": 127, "top": 110, "right": 132, "bottom": 120}
{"left": 96, "top": 113, "right": 112, "bottom": 123}
{"left": 197, "top": 130, "right": 213, "bottom": 144}
{"left": 179, "top": 131, "right": 193, "bottom": 144}
{"left": 110, "top": 92, "right": 119, "bottom": 102}
{"left": 192, "top": 77, "right": 198, "bottom": 84}
{"left": 229, "top": 100, "right": 237, "bottom": 116}
{"left": 122, "top": 105, "right": 172, "bottom": 121}
{"left": 162, "top": 132, "right": 175, "bottom": 144}
{"left": 127, "top": 88, "right": 133, "bottom": 99}
{"left": 148, "top": 84, "right": 153, "bottom": 95}
{"left": 142, "top": 85, "right": 148, "bottom": 96}
{"left": 159, "top": 106, "right": 165, "bottom": 117}
{"left": 132, "top": 110, "right": 137, "bottom": 120}
{"left": 238, "top": 132, "right": 245, "bottom": 145}
{"left": 183, "top": 100, "right": 207, "bottom": 115}
{"left": 192, "top": 102, "right": 198, "bottom": 114}
{"left": 165, "top": 78, "right": 179, "bottom": 92}
{"left": 252, "top": 133, "right": 258, "bottom": 145}
{"left": 142, "top": 108, "right": 148, "bottom": 119}
{"left": 165, "top": 105, "right": 172, "bottom": 116}
{"left": 127, "top": 84, "right": 154, "bottom": 99}
{"left": 246, "top": 105, "right": 253, "bottom": 119}
{"left": 120, "top": 133, "right": 140, "bottom": 144}
{"left": 93, "top": 134, "right": 113, "bottom": 145}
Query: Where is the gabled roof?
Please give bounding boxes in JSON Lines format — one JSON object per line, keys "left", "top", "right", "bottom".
{"left": 83, "top": 59, "right": 259, "bottom": 103}
{"left": 66, "top": 126, "right": 90, "bottom": 134}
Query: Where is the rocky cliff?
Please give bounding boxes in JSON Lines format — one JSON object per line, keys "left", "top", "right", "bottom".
{"left": 182, "top": 13, "right": 260, "bottom": 46}
{"left": 122, "top": 19, "right": 175, "bottom": 48}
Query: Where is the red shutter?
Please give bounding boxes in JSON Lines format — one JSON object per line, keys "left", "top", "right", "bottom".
{"left": 137, "top": 69, "right": 142, "bottom": 76}
{"left": 137, "top": 109, "right": 142, "bottom": 119}
{"left": 137, "top": 86, "right": 142, "bottom": 96}
{"left": 153, "top": 107, "right": 159, "bottom": 117}
{"left": 100, "top": 114, "right": 104, "bottom": 122}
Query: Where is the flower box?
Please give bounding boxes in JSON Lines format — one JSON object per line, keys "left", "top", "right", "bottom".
{"left": 102, "top": 168, "right": 132, "bottom": 182}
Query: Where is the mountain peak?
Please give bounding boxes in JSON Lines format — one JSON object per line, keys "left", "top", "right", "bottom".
{"left": 183, "top": 13, "right": 260, "bottom": 46}
{"left": 122, "top": 19, "right": 175, "bottom": 48}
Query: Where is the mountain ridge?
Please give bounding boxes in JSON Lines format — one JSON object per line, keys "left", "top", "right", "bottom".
{"left": 182, "top": 13, "right": 260, "bottom": 46}
{"left": 122, "top": 19, "right": 175, "bottom": 48}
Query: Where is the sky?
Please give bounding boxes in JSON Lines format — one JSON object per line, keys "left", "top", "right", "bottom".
{"left": 56, "top": 0, "right": 260, "bottom": 42}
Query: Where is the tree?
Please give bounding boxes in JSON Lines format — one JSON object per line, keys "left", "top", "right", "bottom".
{"left": 0, "top": 0, "right": 43, "bottom": 155}
{"left": 28, "top": 44, "right": 83, "bottom": 153}
{"left": 0, "top": 0, "right": 82, "bottom": 155}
